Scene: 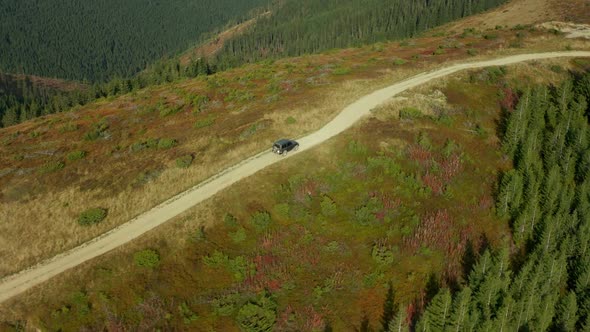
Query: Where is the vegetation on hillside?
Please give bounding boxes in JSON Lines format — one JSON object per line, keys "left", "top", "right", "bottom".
{"left": 415, "top": 72, "right": 590, "bottom": 330}
{"left": 0, "top": 0, "right": 270, "bottom": 82}
{"left": 0, "top": 63, "right": 526, "bottom": 330}
{"left": 216, "top": 0, "right": 506, "bottom": 65}
{"left": 0, "top": 0, "right": 512, "bottom": 129}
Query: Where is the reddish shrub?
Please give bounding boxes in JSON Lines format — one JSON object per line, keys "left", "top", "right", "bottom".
{"left": 408, "top": 145, "right": 433, "bottom": 167}
{"left": 440, "top": 154, "right": 462, "bottom": 183}
{"left": 500, "top": 87, "right": 519, "bottom": 111}
{"left": 423, "top": 172, "right": 444, "bottom": 195}
{"left": 402, "top": 210, "right": 453, "bottom": 254}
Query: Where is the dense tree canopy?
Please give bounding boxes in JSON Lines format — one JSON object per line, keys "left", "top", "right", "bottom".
{"left": 216, "top": 0, "right": 506, "bottom": 66}
{"left": 0, "top": 0, "right": 269, "bottom": 82}
{"left": 414, "top": 72, "right": 590, "bottom": 331}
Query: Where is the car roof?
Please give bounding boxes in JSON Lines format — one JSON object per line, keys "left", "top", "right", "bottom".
{"left": 274, "top": 139, "right": 291, "bottom": 145}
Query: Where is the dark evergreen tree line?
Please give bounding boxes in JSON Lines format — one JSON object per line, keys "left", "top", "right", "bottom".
{"left": 215, "top": 0, "right": 506, "bottom": 66}
{"left": 407, "top": 73, "right": 590, "bottom": 331}
{"left": 0, "top": 57, "right": 214, "bottom": 128}
{"left": 0, "top": 0, "right": 270, "bottom": 82}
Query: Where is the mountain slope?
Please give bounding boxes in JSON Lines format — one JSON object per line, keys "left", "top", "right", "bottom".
{"left": 1, "top": 51, "right": 589, "bottom": 307}
{"left": 216, "top": 0, "right": 506, "bottom": 64}
{"left": 0, "top": 0, "right": 270, "bottom": 81}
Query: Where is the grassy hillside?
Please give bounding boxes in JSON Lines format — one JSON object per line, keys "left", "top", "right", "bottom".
{"left": 3, "top": 53, "right": 588, "bottom": 330}
{"left": 1, "top": 0, "right": 590, "bottom": 327}
{"left": 0, "top": 25, "right": 575, "bottom": 280}
{"left": 0, "top": 0, "right": 270, "bottom": 82}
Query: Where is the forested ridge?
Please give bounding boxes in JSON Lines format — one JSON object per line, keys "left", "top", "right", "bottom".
{"left": 216, "top": 0, "right": 506, "bottom": 65}
{"left": 410, "top": 73, "right": 590, "bottom": 331}
{"left": 0, "top": 0, "right": 269, "bottom": 82}
{"left": 0, "top": 0, "right": 508, "bottom": 128}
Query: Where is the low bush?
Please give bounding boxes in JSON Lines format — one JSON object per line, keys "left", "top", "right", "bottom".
{"left": 159, "top": 105, "right": 183, "bottom": 118}
{"left": 285, "top": 116, "right": 297, "bottom": 125}
{"left": 59, "top": 122, "right": 79, "bottom": 133}
{"left": 78, "top": 207, "right": 107, "bottom": 226}
{"left": 399, "top": 107, "right": 422, "bottom": 119}
{"left": 332, "top": 67, "right": 351, "bottom": 75}
{"left": 176, "top": 155, "right": 194, "bottom": 168}
{"left": 39, "top": 161, "right": 65, "bottom": 174}
{"left": 230, "top": 227, "right": 247, "bottom": 243}
{"left": 157, "top": 138, "right": 177, "bottom": 149}
{"left": 320, "top": 196, "right": 337, "bottom": 216}
{"left": 84, "top": 119, "right": 109, "bottom": 141}
{"left": 224, "top": 213, "right": 238, "bottom": 227}
{"left": 67, "top": 150, "right": 86, "bottom": 161}
{"left": 393, "top": 58, "right": 407, "bottom": 66}
{"left": 236, "top": 293, "right": 277, "bottom": 332}
{"left": 433, "top": 48, "right": 445, "bottom": 55}
{"left": 250, "top": 211, "right": 272, "bottom": 231}
{"left": 194, "top": 116, "right": 215, "bottom": 129}
{"left": 134, "top": 249, "right": 160, "bottom": 268}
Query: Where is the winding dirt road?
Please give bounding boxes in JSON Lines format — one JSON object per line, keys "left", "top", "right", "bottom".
{"left": 1, "top": 51, "right": 589, "bottom": 304}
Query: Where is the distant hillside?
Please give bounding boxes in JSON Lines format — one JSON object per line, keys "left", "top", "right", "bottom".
{"left": 0, "top": 0, "right": 270, "bottom": 82}
{"left": 216, "top": 0, "right": 506, "bottom": 65}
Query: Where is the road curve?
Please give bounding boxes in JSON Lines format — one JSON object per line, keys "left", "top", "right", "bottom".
{"left": 1, "top": 51, "right": 589, "bottom": 304}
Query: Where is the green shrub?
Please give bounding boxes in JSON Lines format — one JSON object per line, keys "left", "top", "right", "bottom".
{"left": 399, "top": 107, "right": 422, "bottom": 119}
{"left": 224, "top": 213, "right": 238, "bottom": 227}
{"left": 371, "top": 243, "right": 395, "bottom": 265}
{"left": 417, "top": 132, "right": 433, "bottom": 150}
{"left": 230, "top": 227, "right": 247, "bottom": 243}
{"left": 78, "top": 207, "right": 107, "bottom": 226}
{"left": 157, "top": 138, "right": 177, "bottom": 149}
{"left": 71, "top": 291, "right": 91, "bottom": 316}
{"left": 194, "top": 116, "right": 215, "bottom": 129}
{"left": 39, "top": 161, "right": 65, "bottom": 174}
{"left": 442, "top": 139, "right": 459, "bottom": 158}
{"left": 467, "top": 48, "right": 478, "bottom": 56}
{"left": 393, "top": 58, "right": 406, "bottom": 66}
{"left": 134, "top": 249, "right": 160, "bottom": 268}
{"left": 203, "top": 251, "right": 253, "bottom": 281}
{"left": 285, "top": 116, "right": 297, "bottom": 125}
{"left": 29, "top": 131, "right": 41, "bottom": 138}
{"left": 212, "top": 292, "right": 241, "bottom": 316}
{"left": 236, "top": 293, "right": 277, "bottom": 332}
{"left": 84, "top": 119, "right": 108, "bottom": 141}
{"left": 250, "top": 211, "right": 272, "bottom": 231}
{"left": 433, "top": 48, "right": 445, "bottom": 55}
{"left": 59, "top": 122, "right": 79, "bottom": 133}
{"left": 332, "top": 67, "right": 351, "bottom": 75}
{"left": 273, "top": 203, "right": 290, "bottom": 218}
{"left": 159, "top": 105, "right": 182, "bottom": 117}
{"left": 190, "top": 95, "right": 210, "bottom": 113}
{"left": 483, "top": 33, "right": 497, "bottom": 40}
{"left": 348, "top": 140, "right": 368, "bottom": 155}
{"left": 178, "top": 302, "right": 198, "bottom": 324}
{"left": 67, "top": 150, "right": 86, "bottom": 161}
{"left": 320, "top": 196, "right": 337, "bottom": 216}
{"left": 355, "top": 205, "right": 378, "bottom": 226}
{"left": 176, "top": 155, "right": 194, "bottom": 168}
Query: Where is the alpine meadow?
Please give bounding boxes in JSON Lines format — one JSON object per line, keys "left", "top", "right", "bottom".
{"left": 1, "top": 0, "right": 590, "bottom": 330}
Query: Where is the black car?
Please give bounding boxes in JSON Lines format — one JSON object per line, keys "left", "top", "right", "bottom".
{"left": 272, "top": 139, "right": 299, "bottom": 156}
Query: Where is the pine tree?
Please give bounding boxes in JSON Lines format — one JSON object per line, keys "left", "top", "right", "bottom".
{"left": 448, "top": 287, "right": 472, "bottom": 332}
{"left": 554, "top": 292, "right": 578, "bottom": 331}
{"left": 387, "top": 307, "right": 410, "bottom": 332}
{"left": 416, "top": 288, "right": 452, "bottom": 332}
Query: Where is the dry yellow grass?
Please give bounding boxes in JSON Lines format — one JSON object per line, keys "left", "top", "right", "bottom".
{"left": 0, "top": 66, "right": 425, "bottom": 278}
